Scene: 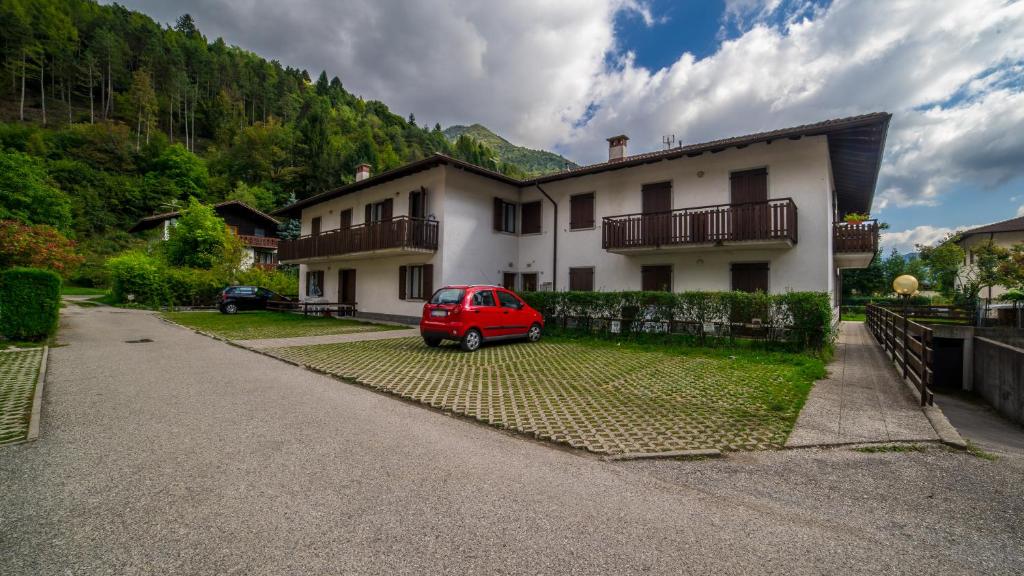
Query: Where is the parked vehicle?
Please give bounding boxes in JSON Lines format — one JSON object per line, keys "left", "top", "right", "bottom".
{"left": 420, "top": 285, "right": 544, "bottom": 351}
{"left": 218, "top": 286, "right": 290, "bottom": 314}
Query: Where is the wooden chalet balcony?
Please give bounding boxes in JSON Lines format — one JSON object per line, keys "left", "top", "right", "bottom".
{"left": 237, "top": 234, "right": 280, "bottom": 249}
{"left": 278, "top": 216, "right": 438, "bottom": 262}
{"left": 833, "top": 219, "right": 878, "bottom": 269}
{"left": 602, "top": 198, "right": 798, "bottom": 253}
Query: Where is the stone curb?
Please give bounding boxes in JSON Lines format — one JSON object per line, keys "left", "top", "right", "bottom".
{"left": 27, "top": 346, "right": 49, "bottom": 442}
{"left": 603, "top": 449, "right": 722, "bottom": 461}
{"left": 785, "top": 438, "right": 945, "bottom": 450}
{"left": 922, "top": 404, "right": 968, "bottom": 449}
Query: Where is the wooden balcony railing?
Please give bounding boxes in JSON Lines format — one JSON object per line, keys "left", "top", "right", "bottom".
{"left": 602, "top": 198, "right": 798, "bottom": 251}
{"left": 833, "top": 220, "right": 878, "bottom": 253}
{"left": 278, "top": 216, "right": 438, "bottom": 261}
{"left": 237, "top": 234, "right": 280, "bottom": 249}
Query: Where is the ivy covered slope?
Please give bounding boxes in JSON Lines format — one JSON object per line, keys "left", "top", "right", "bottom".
{"left": 444, "top": 124, "right": 577, "bottom": 177}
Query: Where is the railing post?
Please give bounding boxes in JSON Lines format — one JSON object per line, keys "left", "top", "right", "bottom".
{"left": 901, "top": 315, "right": 909, "bottom": 379}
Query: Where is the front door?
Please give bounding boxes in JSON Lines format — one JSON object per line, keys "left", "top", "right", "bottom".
{"left": 338, "top": 269, "right": 356, "bottom": 305}
{"left": 730, "top": 168, "right": 768, "bottom": 241}
{"left": 641, "top": 182, "right": 671, "bottom": 245}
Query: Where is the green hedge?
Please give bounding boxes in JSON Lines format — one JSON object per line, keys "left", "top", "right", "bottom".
{"left": 521, "top": 290, "right": 833, "bottom": 351}
{"left": 106, "top": 250, "right": 298, "bottom": 308}
{"left": 0, "top": 267, "right": 62, "bottom": 341}
{"left": 842, "top": 295, "right": 933, "bottom": 307}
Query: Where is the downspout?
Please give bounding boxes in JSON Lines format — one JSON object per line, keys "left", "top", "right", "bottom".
{"left": 535, "top": 184, "right": 557, "bottom": 291}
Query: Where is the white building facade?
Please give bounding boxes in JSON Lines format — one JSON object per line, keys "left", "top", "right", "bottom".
{"left": 275, "top": 114, "right": 889, "bottom": 323}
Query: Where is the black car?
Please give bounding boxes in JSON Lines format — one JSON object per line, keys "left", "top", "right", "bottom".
{"left": 218, "top": 286, "right": 289, "bottom": 314}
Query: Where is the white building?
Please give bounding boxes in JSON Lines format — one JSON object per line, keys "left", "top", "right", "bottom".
{"left": 274, "top": 113, "right": 889, "bottom": 323}
{"left": 956, "top": 216, "right": 1024, "bottom": 301}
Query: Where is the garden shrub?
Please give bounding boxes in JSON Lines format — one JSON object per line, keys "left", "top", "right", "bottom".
{"left": 164, "top": 267, "right": 223, "bottom": 307}
{"left": 521, "top": 290, "right": 833, "bottom": 351}
{"left": 0, "top": 267, "right": 62, "bottom": 341}
{"left": 106, "top": 250, "right": 166, "bottom": 306}
{"left": 234, "top": 266, "right": 299, "bottom": 298}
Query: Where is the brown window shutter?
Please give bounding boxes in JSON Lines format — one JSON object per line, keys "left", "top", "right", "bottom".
{"left": 382, "top": 198, "right": 393, "bottom": 220}
{"left": 398, "top": 266, "right": 407, "bottom": 300}
{"left": 571, "top": 193, "right": 595, "bottom": 229}
{"left": 641, "top": 265, "right": 671, "bottom": 292}
{"left": 493, "top": 198, "right": 503, "bottom": 231}
{"left": 311, "top": 217, "right": 321, "bottom": 236}
{"left": 521, "top": 201, "right": 541, "bottom": 234}
{"left": 422, "top": 264, "right": 433, "bottom": 299}
{"left": 365, "top": 204, "right": 372, "bottom": 224}
{"left": 340, "top": 209, "right": 352, "bottom": 229}
{"left": 569, "top": 268, "right": 594, "bottom": 291}
{"left": 731, "top": 262, "right": 769, "bottom": 293}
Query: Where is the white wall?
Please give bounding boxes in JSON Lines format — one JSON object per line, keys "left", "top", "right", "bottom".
{"left": 530, "top": 136, "right": 834, "bottom": 295}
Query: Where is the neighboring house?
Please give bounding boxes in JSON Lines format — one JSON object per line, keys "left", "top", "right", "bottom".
{"left": 129, "top": 200, "right": 281, "bottom": 270}
{"left": 956, "top": 215, "right": 1024, "bottom": 301}
{"left": 273, "top": 113, "right": 889, "bottom": 323}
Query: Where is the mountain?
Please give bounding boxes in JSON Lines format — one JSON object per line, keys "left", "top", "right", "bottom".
{"left": 444, "top": 124, "right": 577, "bottom": 177}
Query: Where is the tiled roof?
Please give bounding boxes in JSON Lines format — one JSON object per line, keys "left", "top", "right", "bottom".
{"left": 958, "top": 215, "right": 1024, "bottom": 239}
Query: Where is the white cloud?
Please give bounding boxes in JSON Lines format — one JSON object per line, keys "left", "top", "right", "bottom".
{"left": 116, "top": 0, "right": 1024, "bottom": 213}
{"left": 881, "top": 224, "right": 978, "bottom": 254}
{"left": 1018, "top": 205, "right": 1024, "bottom": 217}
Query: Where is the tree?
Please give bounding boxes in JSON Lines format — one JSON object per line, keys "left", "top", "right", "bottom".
{"left": 0, "top": 220, "right": 83, "bottom": 276}
{"left": 149, "top": 143, "right": 209, "bottom": 199}
{"left": 0, "top": 148, "right": 72, "bottom": 233}
{"left": 916, "top": 235, "right": 965, "bottom": 297}
{"left": 224, "top": 181, "right": 275, "bottom": 213}
{"left": 954, "top": 241, "right": 1009, "bottom": 307}
{"left": 128, "top": 68, "right": 157, "bottom": 150}
{"left": 164, "top": 198, "right": 230, "bottom": 269}
{"left": 996, "top": 244, "right": 1024, "bottom": 294}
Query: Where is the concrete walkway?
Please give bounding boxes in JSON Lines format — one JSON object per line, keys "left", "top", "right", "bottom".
{"left": 787, "top": 322, "right": 939, "bottom": 447}
{"left": 235, "top": 327, "right": 419, "bottom": 349}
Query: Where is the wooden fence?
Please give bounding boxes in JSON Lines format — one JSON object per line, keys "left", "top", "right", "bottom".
{"left": 266, "top": 300, "right": 357, "bottom": 317}
{"left": 866, "top": 304, "right": 935, "bottom": 406}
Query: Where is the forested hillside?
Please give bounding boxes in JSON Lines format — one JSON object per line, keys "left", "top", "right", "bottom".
{"left": 444, "top": 124, "right": 577, "bottom": 176}
{"left": 0, "top": 0, "right": 556, "bottom": 284}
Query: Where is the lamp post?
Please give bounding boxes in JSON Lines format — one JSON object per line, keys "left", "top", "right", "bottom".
{"left": 892, "top": 275, "right": 919, "bottom": 317}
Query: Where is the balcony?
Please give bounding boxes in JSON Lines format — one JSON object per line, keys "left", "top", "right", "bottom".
{"left": 278, "top": 216, "right": 438, "bottom": 262}
{"left": 833, "top": 220, "right": 879, "bottom": 269}
{"left": 237, "top": 234, "right": 280, "bottom": 249}
{"left": 602, "top": 199, "right": 798, "bottom": 254}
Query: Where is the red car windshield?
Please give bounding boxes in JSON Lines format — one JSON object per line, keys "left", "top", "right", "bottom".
{"left": 430, "top": 288, "right": 465, "bottom": 305}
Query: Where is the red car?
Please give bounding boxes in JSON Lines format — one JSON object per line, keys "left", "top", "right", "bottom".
{"left": 420, "top": 285, "right": 544, "bottom": 351}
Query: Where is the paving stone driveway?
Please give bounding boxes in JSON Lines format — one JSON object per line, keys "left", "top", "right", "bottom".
{"left": 265, "top": 337, "right": 816, "bottom": 454}
{"left": 0, "top": 348, "right": 42, "bottom": 445}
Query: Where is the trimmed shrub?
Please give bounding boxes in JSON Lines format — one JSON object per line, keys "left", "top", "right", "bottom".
{"left": 234, "top": 266, "right": 299, "bottom": 298}
{"left": 106, "top": 250, "right": 165, "bottom": 306}
{"left": 0, "top": 267, "right": 62, "bottom": 341}
{"left": 164, "top": 267, "right": 223, "bottom": 307}
{"left": 522, "top": 290, "right": 834, "bottom": 351}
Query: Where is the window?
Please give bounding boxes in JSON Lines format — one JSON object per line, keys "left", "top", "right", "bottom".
{"left": 254, "top": 250, "right": 275, "bottom": 265}
{"left": 339, "top": 209, "right": 352, "bottom": 230}
{"left": 570, "top": 193, "right": 595, "bottom": 229}
{"left": 497, "top": 290, "right": 522, "bottom": 309}
{"left": 306, "top": 270, "right": 324, "bottom": 298}
{"left": 365, "top": 199, "right": 393, "bottom": 224}
{"left": 399, "top": 264, "right": 433, "bottom": 300}
{"left": 502, "top": 272, "right": 517, "bottom": 291}
{"left": 409, "top": 188, "right": 428, "bottom": 219}
{"left": 311, "top": 217, "right": 321, "bottom": 236}
{"left": 521, "top": 201, "right": 542, "bottom": 234}
{"left": 226, "top": 225, "right": 239, "bottom": 236}
{"left": 731, "top": 262, "right": 769, "bottom": 293}
{"left": 569, "top": 267, "right": 595, "bottom": 291}
{"left": 431, "top": 288, "right": 465, "bottom": 305}
{"left": 521, "top": 273, "right": 538, "bottom": 292}
{"left": 641, "top": 265, "right": 672, "bottom": 292}
{"left": 254, "top": 227, "right": 266, "bottom": 237}
{"left": 493, "top": 198, "right": 517, "bottom": 233}
{"left": 471, "top": 290, "right": 495, "bottom": 307}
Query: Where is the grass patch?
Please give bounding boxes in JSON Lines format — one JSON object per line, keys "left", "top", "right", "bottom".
{"left": 854, "top": 443, "right": 925, "bottom": 453}
{"left": 841, "top": 311, "right": 866, "bottom": 322}
{"left": 61, "top": 285, "right": 108, "bottom": 296}
{"left": 965, "top": 440, "right": 998, "bottom": 461}
{"left": 267, "top": 334, "right": 825, "bottom": 454}
{"left": 162, "top": 310, "right": 403, "bottom": 340}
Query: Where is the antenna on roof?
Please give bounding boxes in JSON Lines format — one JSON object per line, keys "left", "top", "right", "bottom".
{"left": 662, "top": 134, "right": 676, "bottom": 150}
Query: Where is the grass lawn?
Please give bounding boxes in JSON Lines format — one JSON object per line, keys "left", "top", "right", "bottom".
{"left": 162, "top": 310, "right": 404, "bottom": 340}
{"left": 0, "top": 348, "right": 43, "bottom": 445}
{"left": 61, "top": 285, "right": 108, "bottom": 296}
{"left": 841, "top": 311, "right": 866, "bottom": 322}
{"left": 265, "top": 335, "right": 826, "bottom": 455}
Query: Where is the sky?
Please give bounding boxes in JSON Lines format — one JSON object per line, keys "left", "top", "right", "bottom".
{"left": 113, "top": 0, "right": 1024, "bottom": 254}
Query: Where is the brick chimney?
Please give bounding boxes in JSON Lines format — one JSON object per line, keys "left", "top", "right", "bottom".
{"left": 355, "top": 163, "right": 372, "bottom": 182}
{"left": 607, "top": 135, "right": 629, "bottom": 162}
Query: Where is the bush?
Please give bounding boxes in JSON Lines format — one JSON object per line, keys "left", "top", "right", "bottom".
{"left": 0, "top": 220, "right": 84, "bottom": 277}
{"left": 0, "top": 267, "right": 62, "bottom": 341}
{"left": 234, "top": 266, "right": 299, "bottom": 297}
{"left": 521, "top": 290, "right": 834, "bottom": 351}
{"left": 164, "top": 267, "right": 223, "bottom": 307}
{"left": 106, "top": 250, "right": 165, "bottom": 306}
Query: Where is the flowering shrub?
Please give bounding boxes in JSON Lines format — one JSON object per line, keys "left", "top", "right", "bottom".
{"left": 0, "top": 220, "right": 84, "bottom": 277}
